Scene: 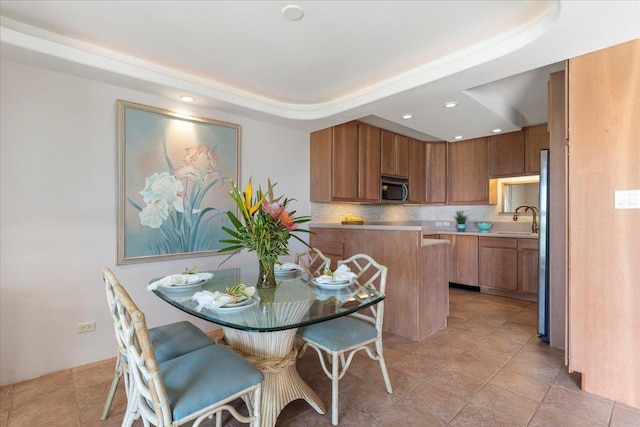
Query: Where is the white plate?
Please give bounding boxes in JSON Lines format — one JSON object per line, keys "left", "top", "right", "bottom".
{"left": 160, "top": 279, "right": 206, "bottom": 291}
{"left": 275, "top": 269, "right": 301, "bottom": 279}
{"left": 311, "top": 278, "right": 355, "bottom": 289}
{"left": 206, "top": 297, "right": 259, "bottom": 313}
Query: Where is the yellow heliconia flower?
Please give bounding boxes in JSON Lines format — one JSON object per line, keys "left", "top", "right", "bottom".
{"left": 244, "top": 179, "right": 262, "bottom": 216}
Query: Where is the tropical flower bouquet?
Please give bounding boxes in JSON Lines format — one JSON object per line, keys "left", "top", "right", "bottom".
{"left": 219, "top": 178, "right": 311, "bottom": 288}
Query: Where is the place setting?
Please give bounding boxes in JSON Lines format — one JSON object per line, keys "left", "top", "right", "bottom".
{"left": 192, "top": 284, "right": 259, "bottom": 313}
{"left": 146, "top": 268, "right": 213, "bottom": 293}
{"left": 274, "top": 262, "right": 304, "bottom": 279}
{"left": 309, "top": 264, "right": 357, "bottom": 290}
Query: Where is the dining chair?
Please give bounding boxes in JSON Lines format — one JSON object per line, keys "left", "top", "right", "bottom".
{"left": 112, "top": 281, "right": 263, "bottom": 427}
{"left": 100, "top": 268, "right": 215, "bottom": 421}
{"left": 297, "top": 253, "right": 393, "bottom": 425}
{"left": 295, "top": 247, "right": 332, "bottom": 276}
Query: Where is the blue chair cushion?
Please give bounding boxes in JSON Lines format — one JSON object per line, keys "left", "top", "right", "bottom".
{"left": 150, "top": 321, "right": 213, "bottom": 363}
{"left": 298, "top": 316, "right": 377, "bottom": 351}
{"left": 159, "top": 344, "right": 263, "bottom": 420}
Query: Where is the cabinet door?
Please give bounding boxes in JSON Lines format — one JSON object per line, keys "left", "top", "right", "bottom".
{"left": 440, "top": 234, "right": 478, "bottom": 286}
{"left": 479, "top": 237, "right": 518, "bottom": 290}
{"left": 331, "top": 122, "right": 359, "bottom": 200}
{"left": 524, "top": 124, "right": 550, "bottom": 174}
{"left": 425, "top": 142, "right": 447, "bottom": 204}
{"left": 380, "top": 130, "right": 395, "bottom": 176}
{"left": 489, "top": 131, "right": 525, "bottom": 177}
{"left": 380, "top": 130, "right": 409, "bottom": 177}
{"left": 310, "top": 128, "right": 332, "bottom": 202}
{"left": 448, "top": 137, "right": 489, "bottom": 204}
{"left": 518, "top": 239, "right": 539, "bottom": 294}
{"left": 358, "top": 123, "right": 381, "bottom": 202}
{"left": 408, "top": 138, "right": 425, "bottom": 203}
{"left": 394, "top": 134, "right": 409, "bottom": 178}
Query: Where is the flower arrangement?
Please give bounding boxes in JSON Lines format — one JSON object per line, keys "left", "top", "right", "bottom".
{"left": 219, "top": 178, "right": 311, "bottom": 287}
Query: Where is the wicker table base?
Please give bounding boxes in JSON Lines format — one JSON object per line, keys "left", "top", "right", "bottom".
{"left": 223, "top": 327, "right": 326, "bottom": 427}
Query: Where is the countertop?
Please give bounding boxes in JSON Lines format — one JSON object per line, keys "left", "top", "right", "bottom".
{"left": 310, "top": 222, "right": 538, "bottom": 239}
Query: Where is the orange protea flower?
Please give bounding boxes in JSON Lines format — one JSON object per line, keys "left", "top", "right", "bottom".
{"left": 279, "top": 210, "right": 298, "bottom": 231}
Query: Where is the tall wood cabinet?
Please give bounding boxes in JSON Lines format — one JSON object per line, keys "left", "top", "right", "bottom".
{"left": 407, "top": 139, "right": 446, "bottom": 204}
{"left": 448, "top": 137, "right": 490, "bottom": 204}
{"left": 310, "top": 121, "right": 380, "bottom": 203}
{"left": 381, "top": 130, "right": 409, "bottom": 177}
{"left": 567, "top": 39, "right": 640, "bottom": 408}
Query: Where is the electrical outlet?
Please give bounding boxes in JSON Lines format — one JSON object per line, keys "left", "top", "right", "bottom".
{"left": 443, "top": 221, "right": 450, "bottom": 226}
{"left": 436, "top": 221, "right": 443, "bottom": 227}
{"left": 77, "top": 321, "right": 96, "bottom": 334}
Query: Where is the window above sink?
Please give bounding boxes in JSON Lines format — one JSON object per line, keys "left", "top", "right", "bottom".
{"left": 495, "top": 175, "right": 540, "bottom": 214}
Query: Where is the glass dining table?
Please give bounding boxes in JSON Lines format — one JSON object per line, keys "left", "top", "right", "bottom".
{"left": 151, "top": 267, "right": 385, "bottom": 427}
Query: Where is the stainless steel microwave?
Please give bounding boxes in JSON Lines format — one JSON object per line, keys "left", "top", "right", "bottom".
{"left": 380, "top": 176, "right": 408, "bottom": 203}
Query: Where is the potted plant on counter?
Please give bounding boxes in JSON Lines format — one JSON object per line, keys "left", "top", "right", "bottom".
{"left": 455, "top": 211, "right": 468, "bottom": 232}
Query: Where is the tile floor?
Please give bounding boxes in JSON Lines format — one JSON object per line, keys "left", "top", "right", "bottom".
{"left": 2, "top": 287, "right": 639, "bottom": 426}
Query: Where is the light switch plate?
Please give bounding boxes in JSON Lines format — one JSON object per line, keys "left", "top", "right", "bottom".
{"left": 614, "top": 189, "right": 640, "bottom": 209}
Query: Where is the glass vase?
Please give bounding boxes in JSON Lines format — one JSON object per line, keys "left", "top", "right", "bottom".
{"left": 257, "top": 257, "right": 277, "bottom": 288}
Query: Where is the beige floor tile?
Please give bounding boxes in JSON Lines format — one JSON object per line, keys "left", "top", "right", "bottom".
{"left": 489, "top": 369, "right": 551, "bottom": 402}
{"left": 403, "top": 382, "right": 470, "bottom": 422}
{"left": 542, "top": 384, "right": 614, "bottom": 426}
{"left": 446, "top": 352, "right": 503, "bottom": 382}
{"left": 448, "top": 400, "right": 525, "bottom": 426}
{"left": 529, "top": 403, "right": 603, "bottom": 426}
{"left": 373, "top": 399, "right": 445, "bottom": 426}
{"left": 610, "top": 402, "right": 640, "bottom": 427}
{"left": 427, "top": 367, "right": 486, "bottom": 400}
{"left": 553, "top": 366, "right": 582, "bottom": 393}
{"left": 472, "top": 383, "right": 540, "bottom": 424}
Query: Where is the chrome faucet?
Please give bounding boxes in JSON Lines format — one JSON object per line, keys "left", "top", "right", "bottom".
{"left": 513, "top": 205, "right": 539, "bottom": 234}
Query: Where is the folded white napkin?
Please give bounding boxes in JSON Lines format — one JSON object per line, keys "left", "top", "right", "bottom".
{"left": 314, "top": 264, "right": 357, "bottom": 284}
{"left": 275, "top": 262, "right": 303, "bottom": 271}
{"left": 192, "top": 290, "right": 235, "bottom": 312}
{"left": 147, "top": 272, "right": 213, "bottom": 291}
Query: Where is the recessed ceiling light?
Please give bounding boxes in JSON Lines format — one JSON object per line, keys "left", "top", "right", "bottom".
{"left": 492, "top": 128, "right": 502, "bottom": 133}
{"left": 180, "top": 95, "right": 195, "bottom": 102}
{"left": 402, "top": 114, "right": 413, "bottom": 120}
{"left": 454, "top": 135, "right": 463, "bottom": 140}
{"left": 282, "top": 4, "right": 304, "bottom": 21}
{"left": 443, "top": 102, "right": 458, "bottom": 108}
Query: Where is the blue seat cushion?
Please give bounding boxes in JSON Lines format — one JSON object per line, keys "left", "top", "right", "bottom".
{"left": 297, "top": 316, "right": 377, "bottom": 351}
{"left": 159, "top": 344, "right": 263, "bottom": 420}
{"left": 150, "top": 321, "right": 213, "bottom": 363}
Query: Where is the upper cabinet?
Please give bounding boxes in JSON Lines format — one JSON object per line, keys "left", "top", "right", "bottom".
{"left": 524, "top": 124, "right": 550, "bottom": 174}
{"left": 310, "top": 121, "right": 380, "bottom": 203}
{"left": 407, "top": 138, "right": 425, "bottom": 203}
{"left": 381, "top": 130, "right": 409, "bottom": 178}
{"left": 488, "top": 126, "right": 550, "bottom": 178}
{"left": 448, "top": 137, "right": 490, "bottom": 204}
{"left": 489, "top": 131, "right": 525, "bottom": 177}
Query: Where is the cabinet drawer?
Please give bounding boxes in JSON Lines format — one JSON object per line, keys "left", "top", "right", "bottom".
{"left": 479, "top": 237, "right": 517, "bottom": 249}
{"left": 520, "top": 239, "right": 539, "bottom": 250}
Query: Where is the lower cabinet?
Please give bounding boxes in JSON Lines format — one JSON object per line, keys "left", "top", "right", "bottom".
{"left": 439, "top": 234, "right": 478, "bottom": 287}
{"left": 479, "top": 236, "right": 538, "bottom": 300}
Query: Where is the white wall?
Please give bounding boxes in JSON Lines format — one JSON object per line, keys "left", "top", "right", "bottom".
{"left": 0, "top": 59, "right": 311, "bottom": 386}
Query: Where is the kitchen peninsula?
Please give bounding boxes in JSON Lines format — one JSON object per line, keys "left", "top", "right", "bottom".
{"left": 309, "top": 222, "right": 449, "bottom": 341}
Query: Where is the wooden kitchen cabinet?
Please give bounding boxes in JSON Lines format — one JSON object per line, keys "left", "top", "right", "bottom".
{"left": 425, "top": 141, "right": 447, "bottom": 204}
{"left": 310, "top": 121, "right": 380, "bottom": 203}
{"left": 439, "top": 234, "right": 478, "bottom": 286}
{"left": 448, "top": 137, "right": 490, "bottom": 204}
{"left": 479, "top": 237, "right": 518, "bottom": 290}
{"left": 381, "top": 130, "right": 409, "bottom": 178}
{"left": 489, "top": 131, "right": 525, "bottom": 177}
{"left": 524, "top": 124, "right": 550, "bottom": 174}
{"left": 479, "top": 236, "right": 538, "bottom": 300}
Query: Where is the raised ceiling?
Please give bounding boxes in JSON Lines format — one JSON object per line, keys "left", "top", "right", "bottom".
{"left": 1, "top": 1, "right": 639, "bottom": 141}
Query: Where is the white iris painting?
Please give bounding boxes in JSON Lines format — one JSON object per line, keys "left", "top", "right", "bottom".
{"left": 117, "top": 101, "right": 239, "bottom": 264}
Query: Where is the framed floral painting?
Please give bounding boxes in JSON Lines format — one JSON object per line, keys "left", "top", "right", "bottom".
{"left": 117, "top": 100, "right": 239, "bottom": 264}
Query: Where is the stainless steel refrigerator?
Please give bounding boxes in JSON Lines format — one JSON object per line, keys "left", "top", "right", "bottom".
{"left": 538, "top": 149, "right": 550, "bottom": 342}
